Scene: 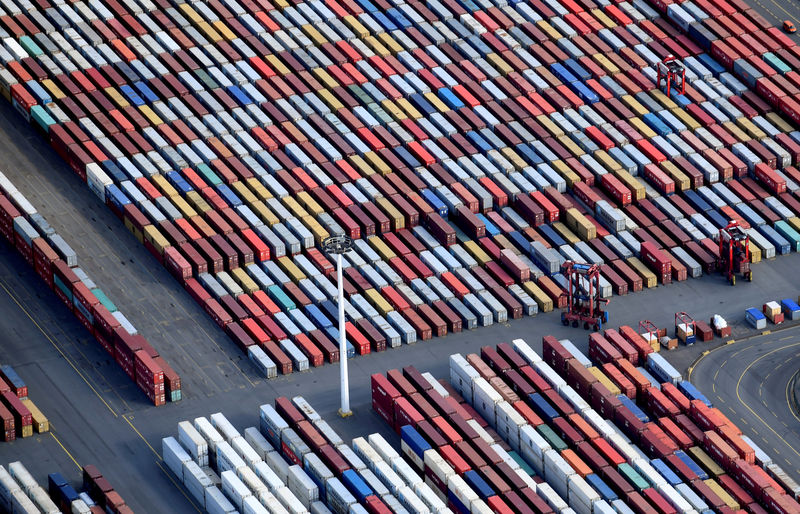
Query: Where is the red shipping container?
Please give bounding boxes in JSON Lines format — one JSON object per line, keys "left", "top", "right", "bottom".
{"left": 640, "top": 242, "right": 672, "bottom": 284}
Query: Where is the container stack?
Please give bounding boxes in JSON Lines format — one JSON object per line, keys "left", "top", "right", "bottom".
{"left": 0, "top": 460, "right": 129, "bottom": 514}
{"left": 2, "top": 0, "right": 800, "bottom": 376}
{"left": 163, "top": 397, "right": 464, "bottom": 513}
{"left": 0, "top": 172, "right": 179, "bottom": 405}
{"left": 371, "top": 335, "right": 800, "bottom": 513}
{"left": 762, "top": 300, "right": 784, "bottom": 324}
{"left": 0, "top": 364, "right": 48, "bottom": 441}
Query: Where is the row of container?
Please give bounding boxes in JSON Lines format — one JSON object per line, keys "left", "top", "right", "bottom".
{"left": 0, "top": 460, "right": 130, "bottom": 514}
{"left": 0, "top": 171, "right": 180, "bottom": 405}
{"left": 162, "top": 396, "right": 453, "bottom": 514}
{"left": 0, "top": 364, "right": 49, "bottom": 442}
{"left": 368, "top": 331, "right": 800, "bottom": 513}
{"left": 1, "top": 0, "right": 800, "bottom": 371}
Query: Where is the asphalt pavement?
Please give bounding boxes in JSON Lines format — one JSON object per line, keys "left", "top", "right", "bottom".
{"left": 747, "top": 0, "right": 800, "bottom": 31}
{"left": 690, "top": 327, "right": 800, "bottom": 486}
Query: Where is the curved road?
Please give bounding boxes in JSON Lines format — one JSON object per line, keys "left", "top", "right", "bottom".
{"left": 690, "top": 329, "right": 800, "bottom": 484}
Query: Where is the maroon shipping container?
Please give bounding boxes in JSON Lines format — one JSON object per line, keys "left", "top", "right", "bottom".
{"left": 639, "top": 242, "right": 672, "bottom": 284}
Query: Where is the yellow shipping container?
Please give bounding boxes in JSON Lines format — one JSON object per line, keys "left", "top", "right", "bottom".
{"left": 749, "top": 243, "right": 762, "bottom": 263}
{"left": 486, "top": 53, "right": 512, "bottom": 75}
{"left": 536, "top": 20, "right": 563, "bottom": 40}
{"left": 591, "top": 9, "right": 617, "bottom": 28}
{"left": 151, "top": 174, "right": 180, "bottom": 198}
{"left": 343, "top": 16, "right": 370, "bottom": 39}
{"left": 551, "top": 159, "right": 581, "bottom": 187}
{"left": 143, "top": 225, "right": 170, "bottom": 255}
{"left": 312, "top": 68, "right": 339, "bottom": 89}
{"left": 318, "top": 87, "right": 344, "bottom": 111}
{"left": 628, "top": 117, "right": 657, "bottom": 139}
{"left": 282, "top": 196, "right": 310, "bottom": 219}
{"left": 660, "top": 162, "right": 691, "bottom": 192}
{"left": 172, "top": 196, "right": 198, "bottom": 218}
{"left": 196, "top": 21, "right": 222, "bottom": 43}
{"left": 303, "top": 215, "right": 329, "bottom": 245}
{"left": 296, "top": 191, "right": 323, "bottom": 216}
{"left": 396, "top": 98, "right": 421, "bottom": 119}
{"left": 671, "top": 108, "right": 700, "bottom": 131}
{"left": 348, "top": 154, "right": 374, "bottom": 177}
{"left": 246, "top": 177, "right": 272, "bottom": 201}
{"left": 537, "top": 115, "right": 564, "bottom": 137}
{"left": 277, "top": 256, "right": 306, "bottom": 282}
{"left": 231, "top": 268, "right": 259, "bottom": 295}
{"left": 522, "top": 281, "right": 553, "bottom": 312}
{"left": 563, "top": 209, "right": 595, "bottom": 241}
{"left": 736, "top": 117, "right": 766, "bottom": 140}
{"left": 123, "top": 217, "right": 143, "bottom": 243}
{"left": 594, "top": 149, "right": 622, "bottom": 173}
{"left": 381, "top": 99, "right": 405, "bottom": 121}
{"left": 621, "top": 95, "right": 648, "bottom": 117}
{"left": 688, "top": 447, "right": 724, "bottom": 477}
{"left": 423, "top": 92, "right": 449, "bottom": 113}
{"left": 178, "top": 4, "right": 202, "bottom": 24}
{"left": 704, "top": 479, "right": 739, "bottom": 509}
{"left": 41, "top": 79, "right": 65, "bottom": 100}
{"left": 557, "top": 135, "right": 585, "bottom": 158}
{"left": 273, "top": 0, "right": 289, "bottom": 7}
{"left": 552, "top": 221, "right": 581, "bottom": 244}
{"left": 251, "top": 200, "right": 280, "bottom": 226}
{"left": 588, "top": 367, "right": 621, "bottom": 396}
{"left": 493, "top": 234, "right": 519, "bottom": 255}
{"left": 627, "top": 257, "right": 657, "bottom": 288}
{"left": 363, "top": 151, "right": 391, "bottom": 175}
{"left": 213, "top": 20, "right": 236, "bottom": 41}
{"left": 788, "top": 216, "right": 800, "bottom": 234}
{"left": 376, "top": 197, "right": 404, "bottom": 230}
{"left": 364, "top": 288, "right": 394, "bottom": 316}
{"left": 363, "top": 35, "right": 390, "bottom": 56}
{"left": 186, "top": 191, "right": 211, "bottom": 213}
{"left": 501, "top": 147, "right": 528, "bottom": 171}
{"left": 764, "top": 111, "right": 793, "bottom": 133}
{"left": 613, "top": 169, "right": 646, "bottom": 201}
{"left": 368, "top": 236, "right": 397, "bottom": 261}
{"left": 378, "top": 32, "right": 403, "bottom": 54}
{"left": 265, "top": 55, "right": 290, "bottom": 76}
{"left": 231, "top": 180, "right": 258, "bottom": 205}
{"left": 21, "top": 399, "right": 48, "bottom": 433}
{"left": 138, "top": 105, "right": 163, "bottom": 126}
{"left": 722, "top": 121, "right": 750, "bottom": 143}
{"left": 593, "top": 54, "right": 620, "bottom": 75}
{"left": 649, "top": 90, "right": 678, "bottom": 110}
{"left": 302, "top": 25, "right": 327, "bottom": 46}
{"left": 463, "top": 240, "right": 492, "bottom": 265}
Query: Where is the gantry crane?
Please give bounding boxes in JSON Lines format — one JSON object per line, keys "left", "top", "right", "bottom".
{"left": 560, "top": 261, "right": 609, "bottom": 331}
{"left": 657, "top": 56, "right": 686, "bottom": 96}
{"left": 718, "top": 221, "right": 752, "bottom": 285}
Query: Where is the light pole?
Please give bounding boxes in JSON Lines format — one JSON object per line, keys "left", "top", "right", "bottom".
{"left": 322, "top": 235, "right": 355, "bottom": 417}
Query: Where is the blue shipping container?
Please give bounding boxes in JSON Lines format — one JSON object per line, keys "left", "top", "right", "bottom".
{"left": 528, "top": 393, "right": 559, "bottom": 422}
{"left": 463, "top": 470, "right": 494, "bottom": 499}
{"left": 341, "top": 469, "right": 373, "bottom": 502}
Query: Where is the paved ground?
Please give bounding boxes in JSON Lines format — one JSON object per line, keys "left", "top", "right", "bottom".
{"left": 748, "top": 0, "right": 800, "bottom": 33}
{"left": 0, "top": 67, "right": 799, "bottom": 511}
{"left": 690, "top": 327, "right": 800, "bottom": 485}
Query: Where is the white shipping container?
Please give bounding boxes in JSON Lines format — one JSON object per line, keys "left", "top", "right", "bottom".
{"left": 337, "top": 445, "right": 367, "bottom": 473}
{"left": 373, "top": 461, "right": 405, "bottom": 495}
{"left": 447, "top": 475, "right": 478, "bottom": 512}
{"left": 221, "top": 470, "right": 253, "bottom": 512}
{"left": 467, "top": 419, "right": 495, "bottom": 446}
{"left": 309, "top": 501, "right": 332, "bottom": 514}
{"left": 253, "top": 461, "right": 284, "bottom": 492}
{"left": 206, "top": 486, "right": 237, "bottom": 514}
{"left": 217, "top": 441, "right": 246, "bottom": 475}
{"left": 287, "top": 465, "right": 319, "bottom": 507}
{"left": 243, "top": 495, "right": 270, "bottom": 514}
{"left": 656, "top": 482, "right": 693, "bottom": 513}
{"left": 368, "top": 434, "right": 399, "bottom": 463}
{"left": 519, "top": 425, "right": 550, "bottom": 475}
{"left": 265, "top": 451, "right": 290, "bottom": 484}
{"left": 275, "top": 485, "right": 306, "bottom": 514}
{"left": 259, "top": 490, "right": 290, "bottom": 514}
{"left": 194, "top": 417, "right": 225, "bottom": 457}
{"left": 413, "top": 481, "right": 447, "bottom": 513}
{"left": 7, "top": 462, "right": 36, "bottom": 496}
{"left": 449, "top": 354, "right": 479, "bottom": 402}
{"left": 423, "top": 449, "right": 454, "bottom": 489}
{"left": 30, "top": 487, "right": 59, "bottom": 514}
{"left": 182, "top": 461, "right": 212, "bottom": 505}
{"left": 471, "top": 377, "right": 502, "bottom": 426}
{"left": 494, "top": 401, "right": 525, "bottom": 452}
{"left": 326, "top": 478, "right": 357, "bottom": 514}
{"left": 179, "top": 421, "right": 209, "bottom": 465}
{"left": 352, "top": 438, "right": 384, "bottom": 469}
{"left": 511, "top": 339, "right": 542, "bottom": 365}
{"left": 163, "top": 437, "right": 192, "bottom": 480}
{"left": 244, "top": 427, "right": 273, "bottom": 460}
{"left": 533, "top": 360, "right": 567, "bottom": 390}
{"left": 544, "top": 449, "right": 574, "bottom": 500}
{"left": 397, "top": 485, "right": 428, "bottom": 513}
{"left": 237, "top": 467, "right": 268, "bottom": 496}
{"left": 537, "top": 482, "right": 570, "bottom": 512}
{"left": 567, "top": 475, "right": 599, "bottom": 514}
{"left": 231, "top": 436, "right": 262, "bottom": 468}
{"left": 391, "top": 456, "right": 422, "bottom": 488}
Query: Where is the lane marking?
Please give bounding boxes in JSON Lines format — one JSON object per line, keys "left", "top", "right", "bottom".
{"left": 50, "top": 432, "right": 80, "bottom": 469}
{"left": 0, "top": 279, "right": 118, "bottom": 418}
{"left": 736, "top": 342, "right": 800, "bottom": 460}
{"left": 766, "top": 0, "right": 798, "bottom": 23}
{"left": 785, "top": 370, "right": 800, "bottom": 424}
{"left": 123, "top": 414, "right": 160, "bottom": 460}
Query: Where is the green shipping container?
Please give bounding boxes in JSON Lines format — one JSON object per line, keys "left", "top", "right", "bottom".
{"left": 536, "top": 424, "right": 568, "bottom": 452}
{"left": 91, "top": 287, "right": 117, "bottom": 313}
{"left": 18, "top": 36, "right": 42, "bottom": 57}
{"left": 267, "top": 285, "right": 296, "bottom": 311}
{"left": 54, "top": 275, "right": 73, "bottom": 304}
{"left": 30, "top": 105, "right": 55, "bottom": 133}
{"left": 774, "top": 221, "right": 800, "bottom": 251}
{"left": 508, "top": 450, "right": 536, "bottom": 477}
{"left": 196, "top": 163, "right": 223, "bottom": 186}
{"left": 194, "top": 69, "right": 218, "bottom": 90}
{"left": 763, "top": 52, "right": 791, "bottom": 75}
{"left": 618, "top": 463, "right": 649, "bottom": 491}
{"left": 348, "top": 85, "right": 372, "bottom": 105}
{"left": 367, "top": 103, "right": 393, "bottom": 125}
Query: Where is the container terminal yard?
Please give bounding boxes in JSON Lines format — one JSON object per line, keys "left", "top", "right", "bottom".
{"left": 0, "top": 0, "right": 800, "bottom": 510}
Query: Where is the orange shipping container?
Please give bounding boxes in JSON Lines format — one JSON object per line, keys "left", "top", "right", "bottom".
{"left": 562, "top": 449, "right": 593, "bottom": 477}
